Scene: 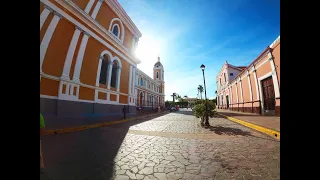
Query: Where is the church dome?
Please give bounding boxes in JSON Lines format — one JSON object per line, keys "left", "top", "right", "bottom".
{"left": 154, "top": 56, "right": 163, "bottom": 68}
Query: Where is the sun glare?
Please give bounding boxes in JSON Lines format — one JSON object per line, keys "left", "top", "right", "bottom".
{"left": 135, "top": 35, "right": 161, "bottom": 63}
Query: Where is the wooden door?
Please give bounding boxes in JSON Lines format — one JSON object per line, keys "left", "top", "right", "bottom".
{"left": 262, "top": 77, "right": 275, "bottom": 111}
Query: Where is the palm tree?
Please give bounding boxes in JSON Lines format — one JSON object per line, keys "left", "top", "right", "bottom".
{"left": 176, "top": 94, "right": 183, "bottom": 102}
{"left": 198, "top": 85, "right": 204, "bottom": 99}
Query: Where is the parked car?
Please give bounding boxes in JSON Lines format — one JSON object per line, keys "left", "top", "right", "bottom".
{"left": 170, "top": 107, "right": 177, "bottom": 112}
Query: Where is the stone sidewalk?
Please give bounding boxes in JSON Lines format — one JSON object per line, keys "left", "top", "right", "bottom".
{"left": 217, "top": 109, "right": 280, "bottom": 132}
{"left": 40, "top": 110, "right": 279, "bottom": 180}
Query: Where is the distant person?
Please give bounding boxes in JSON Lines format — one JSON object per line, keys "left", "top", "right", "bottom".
{"left": 122, "top": 105, "right": 126, "bottom": 119}
{"left": 40, "top": 113, "right": 45, "bottom": 173}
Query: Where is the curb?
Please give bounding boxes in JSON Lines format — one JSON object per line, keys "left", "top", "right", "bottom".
{"left": 217, "top": 113, "right": 280, "bottom": 140}
{"left": 44, "top": 112, "right": 168, "bottom": 136}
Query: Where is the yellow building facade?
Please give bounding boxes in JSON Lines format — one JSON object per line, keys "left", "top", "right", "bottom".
{"left": 40, "top": 0, "right": 163, "bottom": 129}
{"left": 135, "top": 56, "right": 165, "bottom": 110}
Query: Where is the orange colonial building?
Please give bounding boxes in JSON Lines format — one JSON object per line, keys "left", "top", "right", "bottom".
{"left": 216, "top": 36, "right": 280, "bottom": 116}
{"left": 40, "top": 0, "right": 164, "bottom": 129}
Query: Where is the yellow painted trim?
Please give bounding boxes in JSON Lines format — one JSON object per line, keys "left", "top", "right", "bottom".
{"left": 217, "top": 113, "right": 280, "bottom": 140}
{"left": 44, "top": 112, "right": 167, "bottom": 136}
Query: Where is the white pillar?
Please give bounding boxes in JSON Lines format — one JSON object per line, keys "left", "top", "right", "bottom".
{"left": 247, "top": 71, "right": 253, "bottom": 101}
{"left": 268, "top": 52, "right": 280, "bottom": 98}
{"left": 229, "top": 86, "right": 233, "bottom": 104}
{"left": 84, "top": 0, "right": 96, "bottom": 13}
{"left": 61, "top": 26, "right": 82, "bottom": 80}
{"left": 131, "top": 67, "right": 136, "bottom": 94}
{"left": 40, "top": 12, "right": 62, "bottom": 73}
{"left": 72, "top": 32, "right": 90, "bottom": 83}
{"left": 253, "top": 66, "right": 260, "bottom": 100}
{"left": 116, "top": 67, "right": 121, "bottom": 92}
{"left": 107, "top": 63, "right": 112, "bottom": 89}
{"left": 95, "top": 57, "right": 102, "bottom": 86}
{"left": 40, "top": 5, "right": 53, "bottom": 30}
{"left": 91, "top": 0, "right": 103, "bottom": 19}
{"left": 128, "top": 65, "right": 133, "bottom": 95}
{"left": 235, "top": 82, "right": 239, "bottom": 103}
{"left": 239, "top": 79, "right": 244, "bottom": 103}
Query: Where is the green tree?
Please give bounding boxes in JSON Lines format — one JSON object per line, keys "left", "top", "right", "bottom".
{"left": 193, "top": 100, "right": 216, "bottom": 127}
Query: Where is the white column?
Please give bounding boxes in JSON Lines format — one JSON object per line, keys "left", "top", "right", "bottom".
{"left": 40, "top": 5, "right": 53, "bottom": 30}
{"left": 131, "top": 67, "right": 136, "bottom": 94}
{"left": 239, "top": 79, "right": 244, "bottom": 103}
{"left": 229, "top": 86, "right": 233, "bottom": 104}
{"left": 128, "top": 65, "right": 133, "bottom": 95}
{"left": 235, "top": 82, "right": 239, "bottom": 103}
{"left": 116, "top": 67, "right": 121, "bottom": 92}
{"left": 91, "top": 0, "right": 103, "bottom": 19}
{"left": 253, "top": 66, "right": 260, "bottom": 100}
{"left": 61, "top": 26, "right": 82, "bottom": 80}
{"left": 95, "top": 57, "right": 102, "bottom": 86}
{"left": 72, "top": 32, "right": 90, "bottom": 82}
{"left": 247, "top": 71, "right": 253, "bottom": 101}
{"left": 40, "top": 12, "right": 62, "bottom": 73}
{"left": 84, "top": 0, "right": 96, "bottom": 13}
{"left": 268, "top": 52, "right": 280, "bottom": 98}
{"left": 107, "top": 63, "right": 112, "bottom": 89}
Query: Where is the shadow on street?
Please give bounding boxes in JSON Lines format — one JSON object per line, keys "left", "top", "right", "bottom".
{"left": 206, "top": 125, "right": 251, "bottom": 136}
{"left": 40, "top": 112, "right": 168, "bottom": 180}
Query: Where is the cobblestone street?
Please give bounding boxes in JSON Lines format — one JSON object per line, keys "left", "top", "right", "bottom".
{"left": 41, "top": 109, "right": 280, "bottom": 180}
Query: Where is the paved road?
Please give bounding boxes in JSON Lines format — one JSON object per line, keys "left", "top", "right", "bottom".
{"left": 41, "top": 109, "right": 280, "bottom": 180}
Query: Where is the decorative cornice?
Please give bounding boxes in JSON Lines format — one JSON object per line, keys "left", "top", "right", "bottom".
{"left": 75, "top": 25, "right": 83, "bottom": 31}
{"left": 44, "top": 5, "right": 53, "bottom": 12}
{"left": 269, "top": 35, "right": 280, "bottom": 48}
{"left": 53, "top": 11, "right": 63, "bottom": 18}
{"left": 83, "top": 31, "right": 90, "bottom": 37}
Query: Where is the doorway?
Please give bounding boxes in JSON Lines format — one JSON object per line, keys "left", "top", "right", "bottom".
{"left": 226, "top": 95, "right": 229, "bottom": 109}
{"left": 261, "top": 76, "right": 275, "bottom": 115}
{"left": 139, "top": 92, "right": 144, "bottom": 107}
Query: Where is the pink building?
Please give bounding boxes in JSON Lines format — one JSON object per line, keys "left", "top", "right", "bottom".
{"left": 216, "top": 36, "right": 280, "bottom": 116}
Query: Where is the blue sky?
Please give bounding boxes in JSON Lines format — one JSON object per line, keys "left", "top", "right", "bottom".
{"left": 118, "top": 0, "right": 280, "bottom": 100}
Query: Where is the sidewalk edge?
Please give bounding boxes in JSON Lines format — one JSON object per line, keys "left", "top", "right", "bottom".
{"left": 217, "top": 113, "right": 280, "bottom": 140}
{"left": 44, "top": 112, "right": 168, "bottom": 136}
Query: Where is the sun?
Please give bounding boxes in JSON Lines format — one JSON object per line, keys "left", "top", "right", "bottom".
{"left": 135, "top": 35, "right": 161, "bottom": 62}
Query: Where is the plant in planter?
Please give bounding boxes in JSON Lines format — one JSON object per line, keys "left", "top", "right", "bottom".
{"left": 193, "top": 100, "right": 216, "bottom": 126}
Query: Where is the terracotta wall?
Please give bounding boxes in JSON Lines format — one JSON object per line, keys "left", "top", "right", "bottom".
{"left": 42, "top": 19, "right": 75, "bottom": 77}
{"left": 72, "top": 0, "right": 90, "bottom": 11}
{"left": 255, "top": 55, "right": 271, "bottom": 78}
{"left": 40, "top": 14, "right": 53, "bottom": 43}
{"left": 40, "top": 78, "right": 59, "bottom": 97}
{"left": 249, "top": 73, "right": 258, "bottom": 101}
{"left": 95, "top": 2, "right": 134, "bottom": 50}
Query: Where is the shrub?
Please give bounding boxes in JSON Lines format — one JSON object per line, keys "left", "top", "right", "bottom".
{"left": 193, "top": 100, "right": 216, "bottom": 126}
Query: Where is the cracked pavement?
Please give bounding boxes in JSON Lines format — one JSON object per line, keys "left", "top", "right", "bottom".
{"left": 41, "top": 109, "right": 280, "bottom": 180}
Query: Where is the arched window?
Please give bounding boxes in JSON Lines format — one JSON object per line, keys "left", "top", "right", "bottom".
{"left": 156, "top": 72, "right": 159, "bottom": 78}
{"left": 112, "top": 25, "right": 119, "bottom": 37}
{"left": 111, "top": 61, "right": 118, "bottom": 88}
{"left": 99, "top": 55, "right": 110, "bottom": 84}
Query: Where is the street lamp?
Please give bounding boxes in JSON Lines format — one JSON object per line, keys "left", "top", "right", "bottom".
{"left": 200, "top": 64, "right": 209, "bottom": 126}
